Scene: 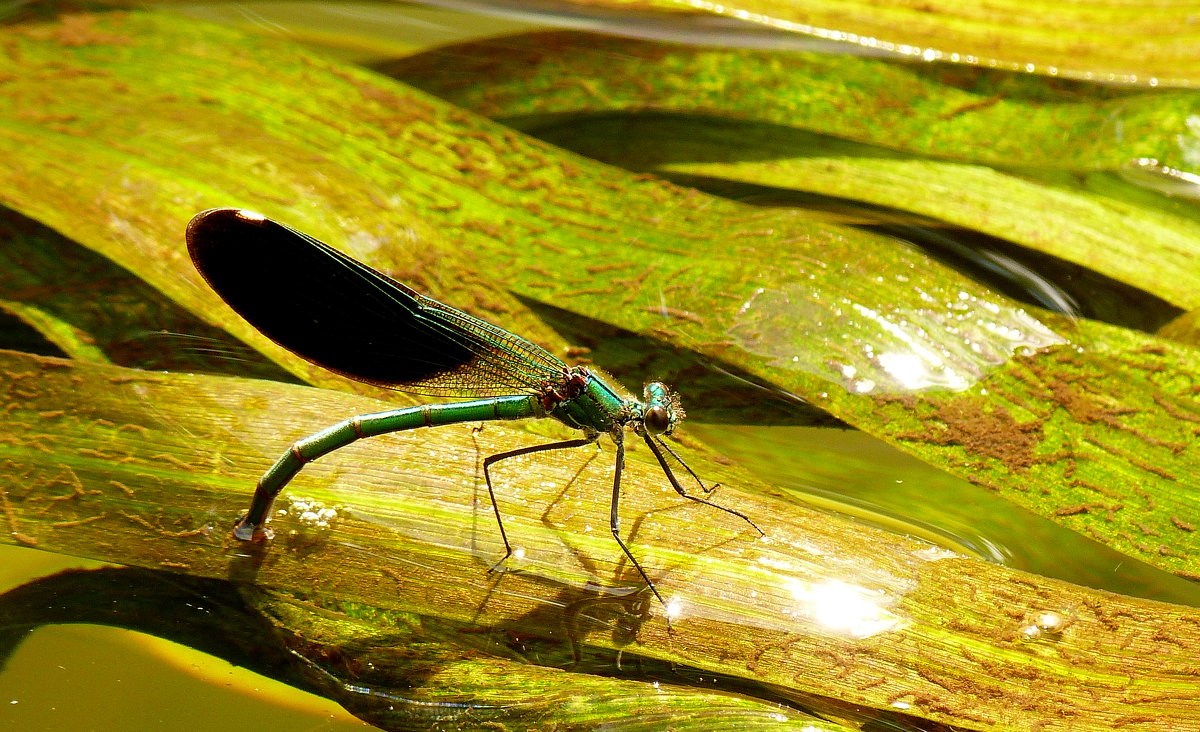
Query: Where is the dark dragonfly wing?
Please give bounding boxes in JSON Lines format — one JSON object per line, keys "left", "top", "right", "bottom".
{"left": 186, "top": 208, "right": 566, "bottom": 397}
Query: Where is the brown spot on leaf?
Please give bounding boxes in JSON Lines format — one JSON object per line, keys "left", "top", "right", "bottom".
{"left": 1171, "top": 516, "right": 1196, "bottom": 532}
{"left": 1054, "top": 503, "right": 1101, "bottom": 517}
{"left": 20, "top": 14, "right": 132, "bottom": 48}
{"left": 895, "top": 397, "right": 1045, "bottom": 471}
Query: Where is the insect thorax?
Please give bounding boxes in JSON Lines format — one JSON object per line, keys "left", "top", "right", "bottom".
{"left": 543, "top": 366, "right": 629, "bottom": 435}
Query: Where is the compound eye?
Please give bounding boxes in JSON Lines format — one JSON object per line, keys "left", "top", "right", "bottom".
{"left": 644, "top": 405, "right": 671, "bottom": 434}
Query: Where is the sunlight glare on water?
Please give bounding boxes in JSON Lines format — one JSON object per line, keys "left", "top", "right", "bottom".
{"left": 727, "top": 282, "right": 1067, "bottom": 394}
{"left": 1114, "top": 112, "right": 1200, "bottom": 198}
{"left": 782, "top": 578, "right": 909, "bottom": 639}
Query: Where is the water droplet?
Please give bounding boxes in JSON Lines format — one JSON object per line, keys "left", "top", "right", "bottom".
{"left": 1036, "top": 611, "right": 1065, "bottom": 633}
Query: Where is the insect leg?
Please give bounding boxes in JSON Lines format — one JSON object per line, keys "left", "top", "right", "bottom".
{"left": 483, "top": 437, "right": 596, "bottom": 569}
{"left": 607, "top": 434, "right": 667, "bottom": 607}
{"left": 644, "top": 434, "right": 764, "bottom": 536}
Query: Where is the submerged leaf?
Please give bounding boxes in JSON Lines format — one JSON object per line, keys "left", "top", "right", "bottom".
{"left": 2, "top": 350, "right": 1200, "bottom": 730}
{"left": 528, "top": 115, "right": 1200, "bottom": 313}
{"left": 383, "top": 31, "right": 1200, "bottom": 171}
{"left": 471, "top": 0, "right": 1200, "bottom": 86}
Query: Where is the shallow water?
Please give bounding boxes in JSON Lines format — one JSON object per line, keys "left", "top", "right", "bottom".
{"left": 690, "top": 423, "right": 1200, "bottom": 608}
{"left": 0, "top": 545, "right": 372, "bottom": 731}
